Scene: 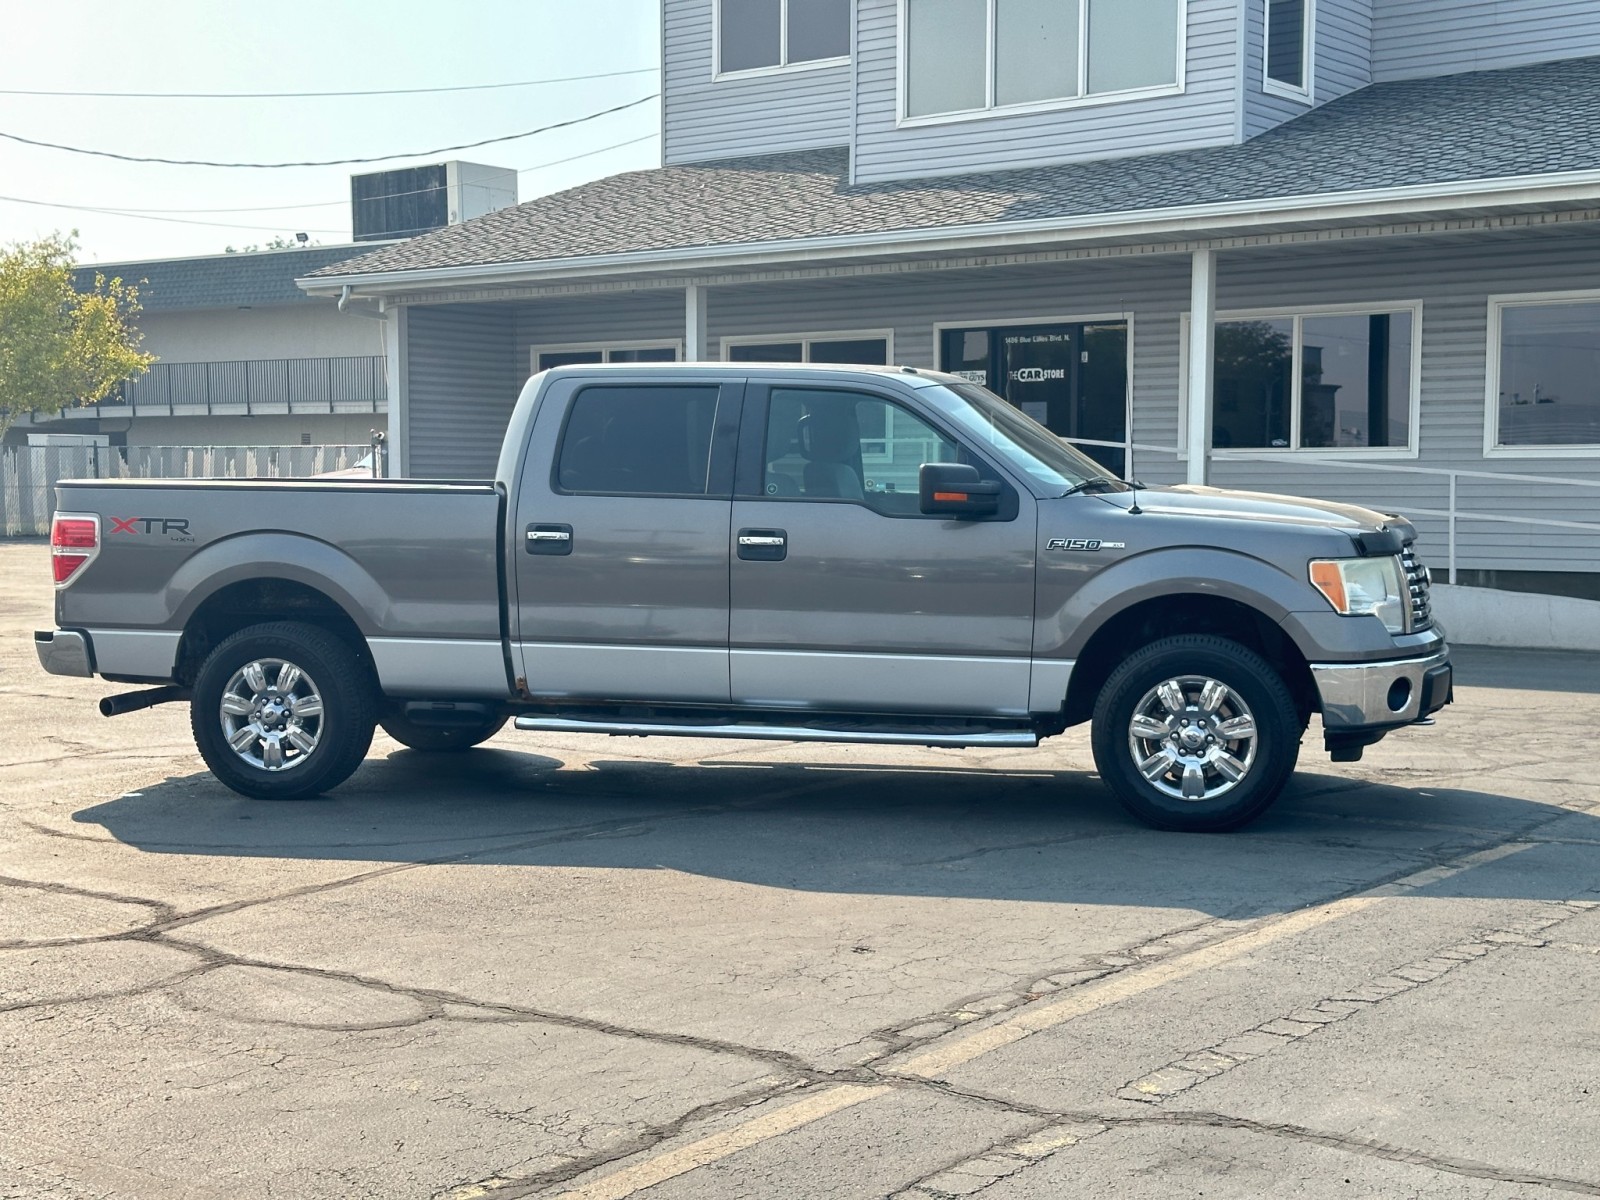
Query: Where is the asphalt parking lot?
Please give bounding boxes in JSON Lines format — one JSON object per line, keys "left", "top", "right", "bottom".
{"left": 3, "top": 538, "right": 1599, "bottom": 1200}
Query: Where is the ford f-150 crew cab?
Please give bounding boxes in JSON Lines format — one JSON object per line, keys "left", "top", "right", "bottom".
{"left": 35, "top": 364, "right": 1451, "bottom": 831}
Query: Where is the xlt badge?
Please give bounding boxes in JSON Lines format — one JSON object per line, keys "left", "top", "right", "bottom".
{"left": 1046, "top": 538, "right": 1125, "bottom": 551}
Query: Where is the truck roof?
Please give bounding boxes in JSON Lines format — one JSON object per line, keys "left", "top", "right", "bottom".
{"left": 535, "top": 362, "right": 954, "bottom": 388}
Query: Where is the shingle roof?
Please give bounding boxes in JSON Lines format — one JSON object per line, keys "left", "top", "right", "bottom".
{"left": 78, "top": 243, "right": 390, "bottom": 311}
{"left": 308, "top": 54, "right": 1600, "bottom": 281}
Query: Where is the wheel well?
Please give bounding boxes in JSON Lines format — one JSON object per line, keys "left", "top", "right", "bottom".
{"left": 176, "top": 578, "right": 368, "bottom": 686}
{"left": 1060, "top": 594, "right": 1316, "bottom": 728}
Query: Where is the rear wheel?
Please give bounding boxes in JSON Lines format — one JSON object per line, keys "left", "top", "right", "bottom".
{"left": 191, "top": 621, "right": 376, "bottom": 801}
{"left": 1090, "top": 635, "right": 1300, "bottom": 832}
{"left": 379, "top": 707, "right": 507, "bottom": 752}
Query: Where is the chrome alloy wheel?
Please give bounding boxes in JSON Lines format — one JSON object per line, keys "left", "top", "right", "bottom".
{"left": 1126, "top": 675, "right": 1259, "bottom": 803}
{"left": 218, "top": 658, "right": 324, "bottom": 772}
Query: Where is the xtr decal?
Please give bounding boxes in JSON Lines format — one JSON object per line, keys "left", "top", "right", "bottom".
{"left": 110, "top": 517, "right": 192, "bottom": 537}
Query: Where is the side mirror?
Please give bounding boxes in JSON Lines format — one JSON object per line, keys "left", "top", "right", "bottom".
{"left": 919, "top": 462, "right": 1001, "bottom": 518}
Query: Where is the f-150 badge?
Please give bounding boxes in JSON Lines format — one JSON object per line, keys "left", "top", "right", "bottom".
{"left": 1046, "top": 538, "right": 1125, "bottom": 551}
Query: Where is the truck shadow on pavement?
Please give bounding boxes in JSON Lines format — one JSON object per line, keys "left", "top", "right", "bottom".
{"left": 69, "top": 743, "right": 1600, "bottom": 917}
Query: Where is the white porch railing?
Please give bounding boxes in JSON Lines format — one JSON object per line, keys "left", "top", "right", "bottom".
{"left": 1061, "top": 437, "right": 1600, "bottom": 585}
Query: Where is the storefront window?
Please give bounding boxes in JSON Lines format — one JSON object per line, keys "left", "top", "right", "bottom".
{"left": 1211, "top": 310, "right": 1413, "bottom": 450}
{"left": 1496, "top": 300, "right": 1600, "bottom": 449}
{"left": 724, "top": 335, "right": 889, "bottom": 365}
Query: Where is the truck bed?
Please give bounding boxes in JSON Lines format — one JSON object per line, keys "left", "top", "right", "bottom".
{"left": 53, "top": 477, "right": 506, "bottom": 645}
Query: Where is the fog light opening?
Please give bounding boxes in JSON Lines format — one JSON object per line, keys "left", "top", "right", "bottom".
{"left": 1387, "top": 678, "right": 1413, "bottom": 713}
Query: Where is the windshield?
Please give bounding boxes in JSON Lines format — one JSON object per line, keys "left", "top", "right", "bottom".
{"left": 933, "top": 381, "right": 1117, "bottom": 494}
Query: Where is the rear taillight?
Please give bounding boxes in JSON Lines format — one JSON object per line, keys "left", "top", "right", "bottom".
{"left": 50, "top": 514, "right": 100, "bottom": 588}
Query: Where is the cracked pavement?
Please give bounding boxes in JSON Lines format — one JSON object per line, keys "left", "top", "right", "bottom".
{"left": 3, "top": 541, "right": 1599, "bottom": 1199}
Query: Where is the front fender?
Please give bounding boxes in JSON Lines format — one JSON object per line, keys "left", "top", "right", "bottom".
{"left": 1037, "top": 547, "right": 1315, "bottom": 659}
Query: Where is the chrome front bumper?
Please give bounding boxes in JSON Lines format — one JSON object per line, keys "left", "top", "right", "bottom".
{"left": 1311, "top": 648, "right": 1452, "bottom": 730}
{"left": 34, "top": 629, "right": 93, "bottom": 678}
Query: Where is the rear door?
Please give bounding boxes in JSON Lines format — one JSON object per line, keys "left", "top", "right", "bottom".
{"left": 728, "top": 380, "right": 1037, "bottom": 716}
{"left": 511, "top": 374, "right": 742, "bottom": 702}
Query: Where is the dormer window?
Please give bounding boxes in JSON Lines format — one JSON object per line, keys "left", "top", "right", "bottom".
{"left": 1264, "top": 0, "right": 1313, "bottom": 99}
{"left": 718, "top": 0, "right": 850, "bottom": 76}
{"left": 902, "top": 0, "right": 1183, "bottom": 121}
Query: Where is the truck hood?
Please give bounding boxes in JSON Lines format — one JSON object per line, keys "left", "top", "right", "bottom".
{"left": 1081, "top": 484, "right": 1413, "bottom": 543}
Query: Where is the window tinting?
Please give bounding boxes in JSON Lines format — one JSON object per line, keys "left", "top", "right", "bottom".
{"left": 996, "top": 0, "right": 1080, "bottom": 107}
{"left": 720, "top": 0, "right": 782, "bottom": 71}
{"left": 1498, "top": 302, "right": 1600, "bottom": 447}
{"left": 556, "top": 386, "right": 720, "bottom": 495}
{"left": 729, "top": 342, "right": 805, "bottom": 362}
{"left": 1214, "top": 319, "right": 1294, "bottom": 449}
{"left": 538, "top": 350, "right": 604, "bottom": 370}
{"left": 1266, "top": 0, "right": 1307, "bottom": 90}
{"left": 1087, "top": 0, "right": 1179, "bottom": 93}
{"left": 907, "top": 0, "right": 988, "bottom": 116}
{"left": 787, "top": 0, "right": 850, "bottom": 62}
{"left": 1300, "top": 313, "right": 1412, "bottom": 449}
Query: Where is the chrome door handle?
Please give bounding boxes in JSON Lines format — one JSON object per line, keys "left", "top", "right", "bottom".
{"left": 737, "top": 528, "right": 787, "bottom": 562}
{"left": 526, "top": 523, "right": 573, "bottom": 556}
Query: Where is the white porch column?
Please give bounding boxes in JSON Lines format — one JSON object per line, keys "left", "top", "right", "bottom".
{"left": 382, "top": 303, "right": 409, "bottom": 477}
{"left": 684, "top": 283, "right": 708, "bottom": 362}
{"left": 1185, "top": 248, "right": 1217, "bottom": 486}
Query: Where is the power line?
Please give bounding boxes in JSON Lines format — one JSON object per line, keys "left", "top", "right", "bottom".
{"left": 0, "top": 193, "right": 348, "bottom": 233}
{"left": 25, "top": 132, "right": 662, "bottom": 215}
{"left": 0, "top": 132, "right": 662, "bottom": 233}
{"left": 0, "top": 68, "right": 658, "bottom": 99}
{"left": 0, "top": 94, "right": 657, "bottom": 168}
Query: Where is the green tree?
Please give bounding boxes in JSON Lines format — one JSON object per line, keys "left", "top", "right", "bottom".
{"left": 0, "top": 233, "right": 153, "bottom": 443}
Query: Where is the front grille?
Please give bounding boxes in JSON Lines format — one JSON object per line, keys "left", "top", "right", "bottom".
{"left": 1402, "top": 542, "right": 1433, "bottom": 631}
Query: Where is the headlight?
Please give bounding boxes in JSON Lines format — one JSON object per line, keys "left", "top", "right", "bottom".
{"left": 1309, "top": 556, "right": 1408, "bottom": 634}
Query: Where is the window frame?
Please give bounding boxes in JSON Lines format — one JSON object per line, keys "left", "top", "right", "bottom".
{"left": 1261, "top": 0, "right": 1315, "bottom": 103}
{"left": 1178, "top": 300, "right": 1424, "bottom": 459}
{"left": 530, "top": 340, "right": 683, "bottom": 373}
{"left": 719, "top": 329, "right": 895, "bottom": 366}
{"left": 712, "top": 0, "right": 851, "bottom": 81}
{"left": 1485, "top": 289, "right": 1600, "bottom": 459}
{"left": 896, "top": 0, "right": 1188, "bottom": 128}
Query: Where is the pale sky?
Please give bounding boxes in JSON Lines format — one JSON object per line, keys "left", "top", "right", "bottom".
{"left": 0, "top": 0, "right": 662, "bottom": 264}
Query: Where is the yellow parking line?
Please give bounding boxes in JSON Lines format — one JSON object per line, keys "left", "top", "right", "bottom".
{"left": 553, "top": 1084, "right": 891, "bottom": 1200}
{"left": 553, "top": 839, "right": 1535, "bottom": 1199}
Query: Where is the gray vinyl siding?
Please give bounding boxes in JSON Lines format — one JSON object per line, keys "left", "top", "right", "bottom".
{"left": 851, "top": 0, "right": 1240, "bottom": 184}
{"left": 405, "top": 305, "right": 520, "bottom": 479}
{"left": 1372, "top": 0, "right": 1600, "bottom": 82}
{"left": 1243, "top": 0, "right": 1372, "bottom": 141}
{"left": 663, "top": 0, "right": 852, "bottom": 164}
{"left": 1202, "top": 230, "right": 1600, "bottom": 575}
{"left": 401, "top": 229, "right": 1600, "bottom": 573}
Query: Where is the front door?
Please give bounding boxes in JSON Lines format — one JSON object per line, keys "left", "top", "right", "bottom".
{"left": 511, "top": 376, "right": 740, "bottom": 703}
{"left": 728, "top": 382, "right": 1037, "bottom": 716}
{"left": 941, "top": 322, "right": 1129, "bottom": 476}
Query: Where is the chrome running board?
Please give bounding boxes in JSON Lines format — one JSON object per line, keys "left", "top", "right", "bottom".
{"left": 512, "top": 715, "right": 1038, "bottom": 748}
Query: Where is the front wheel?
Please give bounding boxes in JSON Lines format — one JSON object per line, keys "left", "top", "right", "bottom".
{"left": 191, "top": 621, "right": 377, "bottom": 801}
{"left": 1090, "top": 635, "right": 1300, "bottom": 832}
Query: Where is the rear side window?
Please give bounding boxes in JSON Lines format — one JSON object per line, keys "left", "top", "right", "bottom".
{"left": 556, "top": 385, "right": 720, "bottom": 496}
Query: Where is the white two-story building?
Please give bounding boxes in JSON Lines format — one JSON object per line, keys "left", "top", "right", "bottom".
{"left": 302, "top": 0, "right": 1600, "bottom": 601}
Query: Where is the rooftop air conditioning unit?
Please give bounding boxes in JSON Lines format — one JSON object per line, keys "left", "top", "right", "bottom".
{"left": 350, "top": 161, "right": 518, "bottom": 242}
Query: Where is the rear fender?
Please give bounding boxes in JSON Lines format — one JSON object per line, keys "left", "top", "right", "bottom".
{"left": 167, "top": 532, "right": 388, "bottom": 635}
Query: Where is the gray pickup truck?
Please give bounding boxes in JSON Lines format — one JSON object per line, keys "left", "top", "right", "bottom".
{"left": 36, "top": 364, "right": 1450, "bottom": 831}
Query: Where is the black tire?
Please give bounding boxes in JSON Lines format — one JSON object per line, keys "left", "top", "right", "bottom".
{"left": 379, "top": 708, "right": 507, "bottom": 752}
{"left": 190, "top": 621, "right": 377, "bottom": 801}
{"left": 1090, "top": 634, "right": 1301, "bottom": 832}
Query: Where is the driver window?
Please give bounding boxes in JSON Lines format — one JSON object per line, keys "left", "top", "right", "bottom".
{"left": 764, "top": 388, "right": 962, "bottom": 516}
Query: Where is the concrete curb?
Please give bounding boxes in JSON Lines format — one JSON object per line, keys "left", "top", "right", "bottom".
{"left": 1431, "top": 583, "right": 1600, "bottom": 652}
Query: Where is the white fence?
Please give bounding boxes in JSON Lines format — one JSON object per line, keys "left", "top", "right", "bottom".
{"left": 1, "top": 444, "right": 371, "bottom": 537}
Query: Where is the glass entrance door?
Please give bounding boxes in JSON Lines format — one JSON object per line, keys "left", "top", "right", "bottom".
{"left": 940, "top": 321, "right": 1129, "bottom": 476}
